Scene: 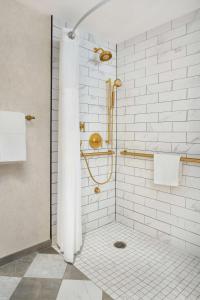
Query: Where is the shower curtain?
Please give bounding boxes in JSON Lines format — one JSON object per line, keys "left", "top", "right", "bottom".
{"left": 57, "top": 29, "right": 82, "bottom": 263}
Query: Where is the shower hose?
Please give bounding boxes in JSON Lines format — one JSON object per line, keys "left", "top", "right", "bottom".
{"left": 81, "top": 150, "right": 114, "bottom": 185}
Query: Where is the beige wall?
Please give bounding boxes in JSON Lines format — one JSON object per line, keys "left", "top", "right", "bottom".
{"left": 0, "top": 0, "right": 51, "bottom": 258}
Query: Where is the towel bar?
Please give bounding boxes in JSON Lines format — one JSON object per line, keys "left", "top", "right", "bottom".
{"left": 25, "top": 115, "right": 35, "bottom": 121}
{"left": 80, "top": 150, "right": 115, "bottom": 157}
{"left": 120, "top": 150, "right": 200, "bottom": 164}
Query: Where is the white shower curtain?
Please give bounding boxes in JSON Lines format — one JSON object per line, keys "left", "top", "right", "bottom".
{"left": 57, "top": 29, "right": 82, "bottom": 263}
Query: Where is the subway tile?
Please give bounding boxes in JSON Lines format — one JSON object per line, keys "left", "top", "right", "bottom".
{"left": 125, "top": 193, "right": 145, "bottom": 205}
{"left": 187, "top": 132, "right": 200, "bottom": 143}
{"left": 147, "top": 102, "right": 171, "bottom": 113}
{"left": 159, "top": 110, "right": 187, "bottom": 121}
{"left": 172, "top": 10, "right": 200, "bottom": 28}
{"left": 187, "top": 40, "right": 200, "bottom": 55}
{"left": 145, "top": 217, "right": 171, "bottom": 234}
{"left": 159, "top": 26, "right": 186, "bottom": 43}
{"left": 186, "top": 198, "right": 200, "bottom": 212}
{"left": 188, "top": 63, "right": 200, "bottom": 77}
{"left": 135, "top": 204, "right": 156, "bottom": 218}
{"left": 158, "top": 132, "right": 186, "bottom": 142}
{"left": 135, "top": 37, "right": 158, "bottom": 53}
{"left": 185, "top": 219, "right": 200, "bottom": 235}
{"left": 135, "top": 56, "right": 157, "bottom": 70}
{"left": 185, "top": 176, "right": 200, "bottom": 189}
{"left": 183, "top": 165, "right": 200, "bottom": 178}
{"left": 117, "top": 198, "right": 133, "bottom": 210}
{"left": 159, "top": 89, "right": 187, "bottom": 102}
{"left": 146, "top": 62, "right": 171, "bottom": 76}
{"left": 159, "top": 68, "right": 187, "bottom": 82}
{"left": 116, "top": 214, "right": 134, "bottom": 228}
{"left": 157, "top": 211, "right": 185, "bottom": 228}
{"left": 188, "top": 109, "right": 200, "bottom": 120}
{"left": 135, "top": 94, "right": 158, "bottom": 105}
{"left": 125, "top": 175, "right": 145, "bottom": 186}
{"left": 146, "top": 41, "right": 171, "bottom": 57}
{"left": 173, "top": 76, "right": 200, "bottom": 90}
{"left": 87, "top": 208, "right": 108, "bottom": 222}
{"left": 171, "top": 226, "right": 200, "bottom": 247}
{"left": 157, "top": 191, "right": 185, "bottom": 207}
{"left": 172, "top": 53, "right": 200, "bottom": 69}
{"left": 146, "top": 141, "right": 171, "bottom": 152}
{"left": 135, "top": 74, "right": 158, "bottom": 87}
{"left": 147, "top": 82, "right": 172, "bottom": 94}
{"left": 173, "top": 99, "right": 200, "bottom": 111}
{"left": 135, "top": 113, "right": 158, "bottom": 123}
{"left": 172, "top": 31, "right": 200, "bottom": 49}
{"left": 135, "top": 186, "right": 157, "bottom": 199}
{"left": 173, "top": 121, "right": 200, "bottom": 132}
{"left": 124, "top": 208, "right": 145, "bottom": 223}
{"left": 158, "top": 47, "right": 186, "bottom": 63}
{"left": 145, "top": 198, "right": 170, "bottom": 213}
{"left": 134, "top": 221, "right": 157, "bottom": 237}
{"left": 147, "top": 122, "right": 172, "bottom": 132}
{"left": 187, "top": 18, "right": 200, "bottom": 33}
{"left": 135, "top": 132, "right": 158, "bottom": 142}
{"left": 125, "top": 69, "right": 145, "bottom": 80}
{"left": 147, "top": 22, "right": 171, "bottom": 39}
{"left": 188, "top": 86, "right": 200, "bottom": 98}
{"left": 171, "top": 185, "right": 200, "bottom": 201}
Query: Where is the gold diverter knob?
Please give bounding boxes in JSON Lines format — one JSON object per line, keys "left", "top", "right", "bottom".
{"left": 89, "top": 133, "right": 103, "bottom": 149}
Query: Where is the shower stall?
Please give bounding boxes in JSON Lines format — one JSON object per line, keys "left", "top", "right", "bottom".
{"left": 52, "top": 6, "right": 200, "bottom": 299}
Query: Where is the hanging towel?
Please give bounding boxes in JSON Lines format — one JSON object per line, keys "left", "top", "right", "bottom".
{"left": 154, "top": 153, "right": 181, "bottom": 186}
{"left": 0, "top": 111, "right": 26, "bottom": 162}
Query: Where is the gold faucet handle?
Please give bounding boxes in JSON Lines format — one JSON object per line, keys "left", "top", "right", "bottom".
{"left": 25, "top": 115, "right": 35, "bottom": 121}
{"left": 80, "top": 122, "right": 85, "bottom": 132}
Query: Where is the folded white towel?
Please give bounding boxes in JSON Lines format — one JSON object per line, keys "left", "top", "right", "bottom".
{"left": 154, "top": 153, "right": 181, "bottom": 186}
{"left": 0, "top": 111, "right": 26, "bottom": 162}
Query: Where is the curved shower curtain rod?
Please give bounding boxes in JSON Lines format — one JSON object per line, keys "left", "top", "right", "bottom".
{"left": 68, "top": 0, "right": 111, "bottom": 39}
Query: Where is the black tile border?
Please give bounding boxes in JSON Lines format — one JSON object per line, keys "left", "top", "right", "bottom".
{"left": 0, "top": 240, "right": 51, "bottom": 267}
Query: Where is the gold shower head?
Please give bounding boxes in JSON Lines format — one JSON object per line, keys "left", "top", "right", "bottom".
{"left": 113, "top": 79, "right": 122, "bottom": 88}
{"left": 93, "top": 47, "right": 112, "bottom": 62}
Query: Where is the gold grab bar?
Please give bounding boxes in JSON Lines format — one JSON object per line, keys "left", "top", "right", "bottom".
{"left": 81, "top": 150, "right": 115, "bottom": 157}
{"left": 25, "top": 115, "right": 35, "bottom": 121}
{"left": 120, "top": 150, "right": 200, "bottom": 164}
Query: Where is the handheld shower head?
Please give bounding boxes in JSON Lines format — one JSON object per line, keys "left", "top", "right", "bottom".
{"left": 93, "top": 48, "right": 112, "bottom": 62}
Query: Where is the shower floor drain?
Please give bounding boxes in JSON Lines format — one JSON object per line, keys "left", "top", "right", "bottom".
{"left": 113, "top": 241, "right": 127, "bottom": 249}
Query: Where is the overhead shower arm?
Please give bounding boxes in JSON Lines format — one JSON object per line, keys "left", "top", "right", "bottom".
{"left": 68, "top": 0, "right": 111, "bottom": 39}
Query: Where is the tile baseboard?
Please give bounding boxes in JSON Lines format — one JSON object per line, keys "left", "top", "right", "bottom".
{"left": 0, "top": 240, "right": 51, "bottom": 267}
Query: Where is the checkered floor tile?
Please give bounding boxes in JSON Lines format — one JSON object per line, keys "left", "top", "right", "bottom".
{"left": 0, "top": 247, "right": 112, "bottom": 300}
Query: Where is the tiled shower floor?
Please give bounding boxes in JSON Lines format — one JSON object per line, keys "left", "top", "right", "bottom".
{"left": 75, "top": 222, "right": 200, "bottom": 300}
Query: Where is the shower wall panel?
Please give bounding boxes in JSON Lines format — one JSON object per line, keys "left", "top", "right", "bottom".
{"left": 116, "top": 9, "right": 200, "bottom": 257}
{"left": 52, "top": 24, "right": 116, "bottom": 242}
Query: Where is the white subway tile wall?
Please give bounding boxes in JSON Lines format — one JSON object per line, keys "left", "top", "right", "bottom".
{"left": 52, "top": 24, "right": 116, "bottom": 242}
{"left": 116, "top": 9, "right": 200, "bottom": 257}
